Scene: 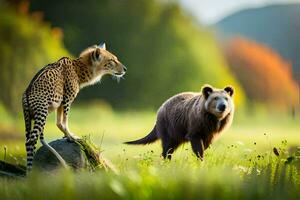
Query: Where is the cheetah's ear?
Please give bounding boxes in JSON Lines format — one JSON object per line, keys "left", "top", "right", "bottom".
{"left": 94, "top": 48, "right": 101, "bottom": 61}
{"left": 224, "top": 86, "right": 234, "bottom": 96}
{"left": 98, "top": 43, "right": 106, "bottom": 50}
{"left": 202, "top": 84, "right": 213, "bottom": 99}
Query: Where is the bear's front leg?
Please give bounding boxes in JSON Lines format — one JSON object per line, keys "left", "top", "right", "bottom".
{"left": 190, "top": 137, "right": 205, "bottom": 160}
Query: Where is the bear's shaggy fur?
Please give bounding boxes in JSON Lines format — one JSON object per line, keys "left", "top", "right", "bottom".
{"left": 125, "top": 85, "right": 235, "bottom": 159}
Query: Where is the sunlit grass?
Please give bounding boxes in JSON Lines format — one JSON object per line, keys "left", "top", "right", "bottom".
{"left": 0, "top": 145, "right": 299, "bottom": 200}
{"left": 0, "top": 105, "right": 299, "bottom": 199}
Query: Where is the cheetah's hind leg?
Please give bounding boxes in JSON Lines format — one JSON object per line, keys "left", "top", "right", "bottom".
{"left": 37, "top": 107, "right": 68, "bottom": 169}
{"left": 27, "top": 107, "right": 68, "bottom": 171}
{"left": 40, "top": 138, "right": 68, "bottom": 169}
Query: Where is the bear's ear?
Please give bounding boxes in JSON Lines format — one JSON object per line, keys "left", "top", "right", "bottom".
{"left": 202, "top": 85, "right": 213, "bottom": 99}
{"left": 224, "top": 86, "right": 234, "bottom": 96}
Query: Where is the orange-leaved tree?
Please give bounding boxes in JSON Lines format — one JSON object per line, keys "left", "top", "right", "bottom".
{"left": 224, "top": 37, "right": 298, "bottom": 108}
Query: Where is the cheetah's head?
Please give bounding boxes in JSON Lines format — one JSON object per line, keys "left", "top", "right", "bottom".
{"left": 80, "top": 43, "right": 127, "bottom": 81}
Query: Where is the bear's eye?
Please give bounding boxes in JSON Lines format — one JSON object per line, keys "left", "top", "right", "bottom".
{"left": 224, "top": 97, "right": 228, "bottom": 101}
{"left": 214, "top": 97, "right": 218, "bottom": 100}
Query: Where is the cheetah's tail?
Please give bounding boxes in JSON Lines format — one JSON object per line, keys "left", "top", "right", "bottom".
{"left": 22, "top": 93, "right": 34, "bottom": 172}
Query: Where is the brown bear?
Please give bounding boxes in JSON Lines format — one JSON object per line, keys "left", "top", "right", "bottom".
{"left": 125, "top": 85, "right": 234, "bottom": 160}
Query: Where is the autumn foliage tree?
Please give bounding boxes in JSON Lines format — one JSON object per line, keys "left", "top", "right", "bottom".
{"left": 224, "top": 38, "right": 298, "bottom": 109}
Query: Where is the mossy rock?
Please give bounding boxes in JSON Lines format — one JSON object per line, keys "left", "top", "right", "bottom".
{"left": 33, "top": 137, "right": 117, "bottom": 172}
{"left": 33, "top": 138, "right": 87, "bottom": 170}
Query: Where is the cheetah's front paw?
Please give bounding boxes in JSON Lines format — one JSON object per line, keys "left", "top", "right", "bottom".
{"left": 64, "top": 134, "right": 80, "bottom": 142}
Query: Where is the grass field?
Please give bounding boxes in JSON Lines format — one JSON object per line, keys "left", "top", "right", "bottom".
{"left": 0, "top": 104, "right": 299, "bottom": 200}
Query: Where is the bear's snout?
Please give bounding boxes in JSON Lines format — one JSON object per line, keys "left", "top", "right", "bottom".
{"left": 217, "top": 103, "right": 226, "bottom": 112}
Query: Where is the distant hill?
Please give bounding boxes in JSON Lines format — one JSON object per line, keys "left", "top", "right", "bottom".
{"left": 214, "top": 4, "right": 300, "bottom": 82}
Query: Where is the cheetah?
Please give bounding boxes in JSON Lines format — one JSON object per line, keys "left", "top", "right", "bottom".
{"left": 22, "top": 43, "right": 126, "bottom": 171}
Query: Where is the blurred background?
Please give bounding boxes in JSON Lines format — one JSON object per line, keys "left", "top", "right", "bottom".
{"left": 0, "top": 0, "right": 299, "bottom": 163}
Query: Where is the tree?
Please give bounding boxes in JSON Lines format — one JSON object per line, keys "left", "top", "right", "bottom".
{"left": 0, "top": 3, "right": 69, "bottom": 114}
{"left": 224, "top": 37, "right": 298, "bottom": 108}
{"left": 30, "top": 0, "right": 244, "bottom": 109}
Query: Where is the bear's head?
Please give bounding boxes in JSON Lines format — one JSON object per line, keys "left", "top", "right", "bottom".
{"left": 202, "top": 85, "right": 234, "bottom": 119}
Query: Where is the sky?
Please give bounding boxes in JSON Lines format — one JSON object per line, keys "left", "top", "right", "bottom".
{"left": 179, "top": 0, "right": 300, "bottom": 24}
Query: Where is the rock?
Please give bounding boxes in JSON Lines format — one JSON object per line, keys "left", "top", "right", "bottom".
{"left": 0, "top": 138, "right": 118, "bottom": 175}
{"left": 33, "top": 138, "right": 88, "bottom": 171}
